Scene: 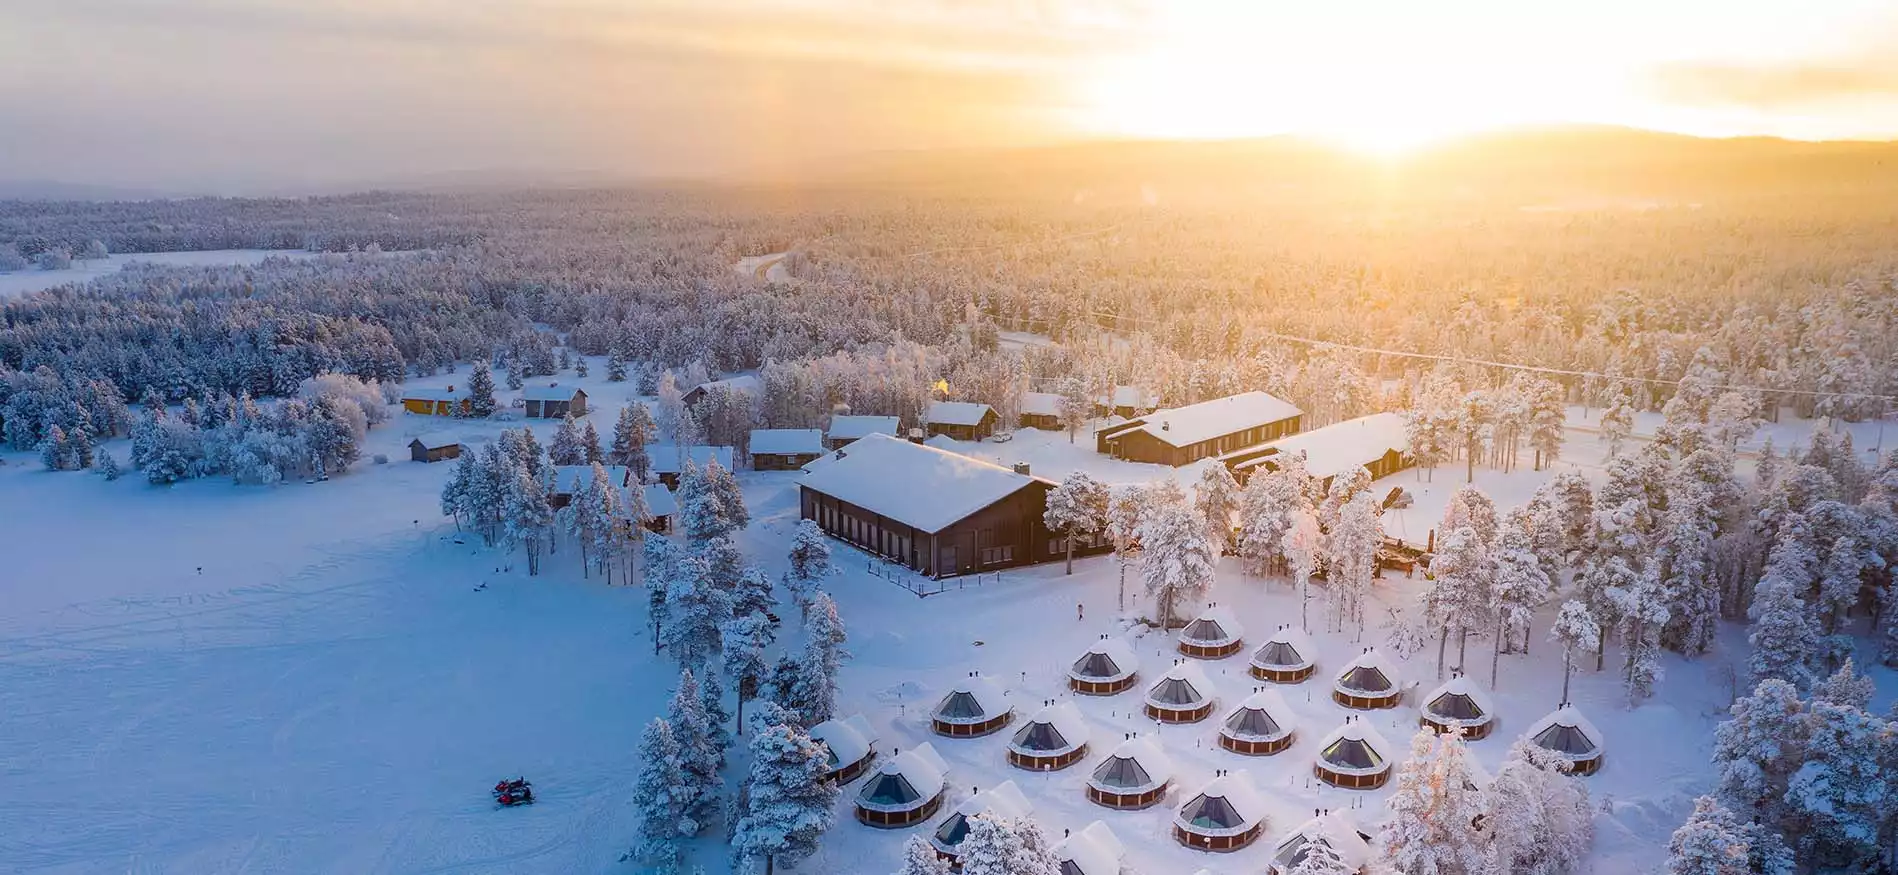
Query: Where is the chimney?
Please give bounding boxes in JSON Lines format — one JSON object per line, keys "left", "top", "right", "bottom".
{"left": 1161, "top": 420, "right": 1170, "bottom": 431}
{"left": 908, "top": 428, "right": 925, "bottom": 444}
{"left": 446, "top": 385, "right": 455, "bottom": 392}
{"left": 1013, "top": 462, "right": 1031, "bottom": 476}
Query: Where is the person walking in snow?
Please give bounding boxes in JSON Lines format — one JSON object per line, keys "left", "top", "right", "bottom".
{"left": 1077, "top": 602, "right": 1084, "bottom": 621}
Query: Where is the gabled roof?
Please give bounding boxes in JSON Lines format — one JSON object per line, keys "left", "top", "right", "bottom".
{"left": 1272, "top": 812, "right": 1373, "bottom": 873}
{"left": 688, "top": 375, "right": 761, "bottom": 397}
{"left": 826, "top": 415, "right": 900, "bottom": 441}
{"left": 932, "top": 674, "right": 1011, "bottom": 725}
{"left": 409, "top": 432, "right": 459, "bottom": 450}
{"left": 1180, "top": 605, "right": 1244, "bottom": 648}
{"left": 1088, "top": 734, "right": 1174, "bottom": 794}
{"left": 639, "top": 483, "right": 678, "bottom": 518}
{"left": 1096, "top": 385, "right": 1159, "bottom": 410}
{"left": 521, "top": 383, "right": 584, "bottom": 402}
{"left": 1251, "top": 627, "right": 1316, "bottom": 671}
{"left": 647, "top": 445, "right": 735, "bottom": 475}
{"left": 1009, "top": 702, "right": 1089, "bottom": 756}
{"left": 1222, "top": 689, "right": 1296, "bottom": 742}
{"left": 554, "top": 464, "right": 631, "bottom": 495}
{"left": 799, "top": 433, "right": 1053, "bottom": 534}
{"left": 810, "top": 713, "right": 878, "bottom": 769}
{"left": 1052, "top": 821, "right": 1123, "bottom": 875}
{"left": 1232, "top": 412, "right": 1409, "bottom": 478}
{"left": 1317, "top": 721, "right": 1395, "bottom": 775}
{"left": 1021, "top": 392, "right": 1064, "bottom": 417}
{"left": 1527, "top": 706, "right": 1603, "bottom": 758}
{"left": 1423, "top": 676, "right": 1496, "bottom": 725}
{"left": 402, "top": 386, "right": 467, "bottom": 402}
{"left": 858, "top": 743, "right": 948, "bottom": 811}
{"left": 926, "top": 401, "right": 996, "bottom": 427}
{"left": 749, "top": 428, "right": 825, "bottom": 456}
{"left": 1145, "top": 661, "right": 1214, "bottom": 710}
{"left": 1069, "top": 636, "right": 1138, "bottom": 684}
{"left": 1119, "top": 391, "right": 1302, "bottom": 448}
{"left": 1175, "top": 771, "right": 1266, "bottom": 836}
{"left": 1334, "top": 648, "right": 1397, "bottom": 695}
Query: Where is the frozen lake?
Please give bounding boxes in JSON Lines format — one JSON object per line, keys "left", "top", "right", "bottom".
{"left": 0, "top": 249, "right": 323, "bottom": 298}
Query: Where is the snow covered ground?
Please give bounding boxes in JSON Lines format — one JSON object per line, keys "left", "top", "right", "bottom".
{"left": 733, "top": 253, "right": 792, "bottom": 284}
{"left": 1, "top": 366, "right": 1890, "bottom": 873}
{"left": 0, "top": 249, "right": 325, "bottom": 298}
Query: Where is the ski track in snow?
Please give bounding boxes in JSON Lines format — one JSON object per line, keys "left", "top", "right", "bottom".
{"left": 2, "top": 361, "right": 1893, "bottom": 873}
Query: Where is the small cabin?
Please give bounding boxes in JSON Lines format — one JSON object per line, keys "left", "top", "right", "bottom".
{"left": 1332, "top": 647, "right": 1402, "bottom": 710}
{"left": 1007, "top": 702, "right": 1090, "bottom": 771}
{"left": 810, "top": 714, "right": 879, "bottom": 785}
{"left": 1019, "top": 392, "right": 1065, "bottom": 430}
{"left": 1420, "top": 675, "right": 1497, "bottom": 740}
{"left": 749, "top": 428, "right": 825, "bottom": 470}
{"left": 1144, "top": 660, "right": 1217, "bottom": 724}
{"left": 1526, "top": 705, "right": 1604, "bottom": 776}
{"left": 1052, "top": 821, "right": 1124, "bottom": 875}
{"left": 521, "top": 384, "right": 586, "bottom": 419}
{"left": 1086, "top": 734, "right": 1174, "bottom": 810}
{"left": 931, "top": 674, "right": 1013, "bottom": 738}
{"left": 856, "top": 743, "right": 950, "bottom": 828}
{"left": 1173, "top": 771, "right": 1267, "bottom": 852}
{"left": 1313, "top": 717, "right": 1394, "bottom": 790}
{"left": 825, "top": 414, "right": 901, "bottom": 449}
{"left": 408, "top": 433, "right": 461, "bottom": 463}
{"left": 1095, "top": 385, "right": 1160, "bottom": 419}
{"left": 401, "top": 386, "right": 470, "bottom": 417}
{"left": 931, "top": 781, "right": 1032, "bottom": 862}
{"left": 682, "top": 375, "right": 761, "bottom": 409}
{"left": 550, "top": 465, "right": 632, "bottom": 510}
{"left": 648, "top": 445, "right": 736, "bottom": 488}
{"left": 1267, "top": 812, "right": 1374, "bottom": 875}
{"left": 1219, "top": 688, "right": 1297, "bottom": 756}
{"left": 637, "top": 483, "right": 678, "bottom": 534}
{"left": 926, "top": 401, "right": 1000, "bottom": 442}
{"left": 1249, "top": 626, "right": 1317, "bottom": 683}
{"left": 1069, "top": 636, "right": 1139, "bottom": 696}
{"left": 1178, "top": 605, "right": 1245, "bottom": 659}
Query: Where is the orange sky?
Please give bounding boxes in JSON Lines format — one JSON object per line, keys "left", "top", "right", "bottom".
{"left": 6, "top": 0, "right": 1898, "bottom": 191}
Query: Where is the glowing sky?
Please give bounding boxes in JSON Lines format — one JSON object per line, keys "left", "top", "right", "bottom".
{"left": 5, "top": 0, "right": 1898, "bottom": 191}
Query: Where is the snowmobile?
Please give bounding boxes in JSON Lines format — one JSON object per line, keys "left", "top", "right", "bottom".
{"left": 492, "top": 777, "right": 534, "bottom": 807}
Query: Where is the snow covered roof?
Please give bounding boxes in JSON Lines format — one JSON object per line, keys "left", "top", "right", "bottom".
{"left": 1232, "top": 412, "right": 1409, "bottom": 478}
{"left": 1221, "top": 689, "right": 1296, "bottom": 742}
{"left": 646, "top": 445, "right": 735, "bottom": 475}
{"left": 1021, "top": 392, "right": 1064, "bottom": 417}
{"left": 858, "top": 743, "right": 949, "bottom": 812}
{"left": 1175, "top": 771, "right": 1267, "bottom": 837}
{"left": 1333, "top": 648, "right": 1397, "bottom": 695}
{"left": 826, "top": 415, "right": 900, "bottom": 441}
{"left": 749, "top": 428, "right": 824, "bottom": 456}
{"left": 1069, "top": 636, "right": 1138, "bottom": 684}
{"left": 932, "top": 674, "right": 1011, "bottom": 725}
{"left": 799, "top": 433, "right": 1052, "bottom": 534}
{"left": 927, "top": 401, "right": 997, "bottom": 427}
{"left": 1096, "top": 385, "right": 1159, "bottom": 410}
{"left": 1052, "top": 821, "right": 1123, "bottom": 875}
{"left": 1316, "top": 720, "right": 1395, "bottom": 776}
{"left": 932, "top": 781, "right": 1033, "bottom": 854}
{"left": 1271, "top": 811, "right": 1373, "bottom": 873}
{"left": 402, "top": 386, "right": 467, "bottom": 402}
{"left": 640, "top": 484, "right": 677, "bottom": 518}
{"left": 1250, "top": 626, "right": 1315, "bottom": 672}
{"left": 1179, "top": 605, "right": 1244, "bottom": 648}
{"left": 689, "top": 375, "right": 761, "bottom": 396}
{"left": 520, "top": 383, "right": 583, "bottom": 402}
{"left": 1423, "top": 676, "right": 1496, "bottom": 726}
{"left": 554, "top": 464, "right": 631, "bottom": 495}
{"left": 810, "top": 713, "right": 878, "bottom": 770}
{"left": 1009, "top": 702, "right": 1089, "bottom": 757}
{"left": 1145, "top": 661, "right": 1215, "bottom": 711}
{"left": 409, "top": 432, "right": 459, "bottom": 450}
{"left": 1527, "top": 706, "right": 1603, "bottom": 759}
{"left": 1124, "top": 391, "right": 1302, "bottom": 448}
{"left": 923, "top": 434, "right": 963, "bottom": 452}
{"left": 1088, "top": 734, "right": 1174, "bottom": 795}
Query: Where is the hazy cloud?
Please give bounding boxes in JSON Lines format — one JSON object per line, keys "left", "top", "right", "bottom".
{"left": 1650, "top": 26, "right": 1898, "bottom": 110}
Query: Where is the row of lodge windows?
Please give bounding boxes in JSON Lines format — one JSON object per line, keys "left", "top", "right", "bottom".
{"left": 1176, "top": 418, "right": 1299, "bottom": 462}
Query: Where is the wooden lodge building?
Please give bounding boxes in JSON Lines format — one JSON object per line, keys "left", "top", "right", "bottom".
{"left": 749, "top": 428, "right": 826, "bottom": 470}
{"left": 925, "top": 401, "right": 1000, "bottom": 441}
{"left": 1096, "top": 385, "right": 1160, "bottom": 419}
{"left": 1095, "top": 391, "right": 1303, "bottom": 467}
{"left": 1223, "top": 412, "right": 1413, "bottom": 488}
{"left": 798, "top": 433, "right": 1108, "bottom": 578}
{"left": 1019, "top": 392, "right": 1064, "bottom": 430}
{"left": 408, "top": 433, "right": 462, "bottom": 463}
{"left": 400, "top": 386, "right": 471, "bottom": 417}
{"left": 648, "top": 445, "right": 736, "bottom": 488}
{"left": 825, "top": 415, "right": 900, "bottom": 449}
{"left": 521, "top": 384, "right": 587, "bottom": 419}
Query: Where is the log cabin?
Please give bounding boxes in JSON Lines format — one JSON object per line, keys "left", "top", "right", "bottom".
{"left": 1095, "top": 391, "right": 1302, "bottom": 466}
{"left": 825, "top": 414, "right": 901, "bottom": 449}
{"left": 647, "top": 445, "right": 736, "bottom": 488}
{"left": 400, "top": 386, "right": 470, "bottom": 417}
{"left": 682, "top": 375, "right": 761, "bottom": 409}
{"left": 1018, "top": 392, "right": 1064, "bottom": 430}
{"left": 521, "top": 384, "right": 586, "bottom": 419}
{"left": 748, "top": 428, "right": 825, "bottom": 470}
{"left": 924, "top": 401, "right": 999, "bottom": 441}
{"left": 408, "top": 433, "right": 462, "bottom": 463}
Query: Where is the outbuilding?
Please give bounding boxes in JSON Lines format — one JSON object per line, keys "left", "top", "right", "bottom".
{"left": 1007, "top": 701, "right": 1090, "bottom": 771}
{"left": 1144, "top": 660, "right": 1217, "bottom": 724}
{"left": 648, "top": 445, "right": 736, "bottom": 488}
{"left": 1068, "top": 635, "right": 1139, "bottom": 696}
{"left": 521, "top": 384, "right": 586, "bottom": 419}
{"left": 1173, "top": 771, "right": 1267, "bottom": 852}
{"left": 1095, "top": 385, "right": 1160, "bottom": 419}
{"left": 926, "top": 401, "right": 1000, "bottom": 441}
{"left": 636, "top": 483, "right": 678, "bottom": 534}
{"left": 400, "top": 386, "right": 470, "bottom": 417}
{"left": 810, "top": 713, "right": 879, "bottom": 785}
{"left": 1085, "top": 734, "right": 1174, "bottom": 810}
{"left": 408, "top": 433, "right": 461, "bottom": 463}
{"left": 825, "top": 414, "right": 901, "bottom": 449}
{"left": 682, "top": 375, "right": 761, "bottom": 409}
{"left": 1019, "top": 392, "right": 1065, "bottom": 430}
{"left": 551, "top": 465, "right": 632, "bottom": 509}
{"left": 749, "top": 428, "right": 826, "bottom": 470}
{"left": 1095, "top": 391, "right": 1303, "bottom": 466}
{"left": 855, "top": 743, "right": 950, "bottom": 828}
{"left": 930, "top": 673, "right": 1014, "bottom": 738}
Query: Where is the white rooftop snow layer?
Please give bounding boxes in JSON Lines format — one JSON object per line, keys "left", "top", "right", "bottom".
{"left": 861, "top": 743, "right": 949, "bottom": 810}
{"left": 926, "top": 401, "right": 996, "bottom": 427}
{"left": 1180, "top": 604, "right": 1245, "bottom": 648}
{"left": 1069, "top": 636, "right": 1138, "bottom": 683}
{"left": 690, "top": 374, "right": 761, "bottom": 396}
{"left": 639, "top": 483, "right": 678, "bottom": 517}
{"left": 647, "top": 445, "right": 735, "bottom": 475}
{"left": 1010, "top": 702, "right": 1090, "bottom": 756}
{"left": 933, "top": 673, "right": 1012, "bottom": 725}
{"left": 1333, "top": 648, "right": 1397, "bottom": 694}
{"left": 1223, "top": 689, "right": 1297, "bottom": 740}
{"left": 520, "top": 383, "right": 582, "bottom": 402}
{"left": 811, "top": 713, "right": 878, "bottom": 768}
{"left": 923, "top": 434, "right": 963, "bottom": 452}
{"left": 952, "top": 779, "right": 1033, "bottom": 819}
{"left": 1053, "top": 821, "right": 1124, "bottom": 875}
{"left": 826, "top": 415, "right": 900, "bottom": 441}
{"left": 1174, "top": 770, "right": 1267, "bottom": 837}
{"left": 1251, "top": 626, "right": 1316, "bottom": 670}
{"left": 402, "top": 386, "right": 467, "bottom": 402}
{"left": 1423, "top": 675, "right": 1497, "bottom": 725}
{"left": 1089, "top": 734, "right": 1175, "bottom": 794}
{"left": 749, "top": 428, "right": 825, "bottom": 456}
{"left": 1316, "top": 720, "right": 1397, "bottom": 776}
{"left": 554, "top": 465, "right": 631, "bottom": 495}
{"left": 1145, "top": 660, "right": 1216, "bottom": 709}
{"left": 1235, "top": 412, "right": 1409, "bottom": 478}
{"left": 1020, "top": 392, "right": 1064, "bottom": 417}
{"left": 1128, "top": 391, "right": 1302, "bottom": 448}
{"left": 1274, "top": 811, "right": 1373, "bottom": 871}
{"left": 409, "top": 432, "right": 459, "bottom": 450}
{"left": 1097, "top": 385, "right": 1160, "bottom": 410}
{"left": 798, "top": 433, "right": 1050, "bottom": 534}
{"left": 1527, "top": 705, "right": 1606, "bottom": 755}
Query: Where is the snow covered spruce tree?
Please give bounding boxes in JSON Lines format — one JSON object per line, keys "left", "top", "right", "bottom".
{"left": 1424, "top": 526, "right": 1493, "bottom": 679}
{"left": 706, "top": 457, "right": 750, "bottom": 531}
{"left": 1381, "top": 729, "right": 1486, "bottom": 875}
{"left": 1611, "top": 563, "right": 1670, "bottom": 704}
{"left": 789, "top": 592, "right": 847, "bottom": 727}
{"left": 1481, "top": 737, "right": 1594, "bottom": 875}
{"left": 668, "top": 668, "right": 725, "bottom": 832}
{"left": 583, "top": 420, "right": 604, "bottom": 464}
{"left": 660, "top": 548, "right": 731, "bottom": 672}
{"left": 1282, "top": 508, "right": 1322, "bottom": 632}
{"left": 722, "top": 611, "right": 775, "bottom": 732}
{"left": 729, "top": 718, "right": 838, "bottom": 875}
{"left": 1137, "top": 502, "right": 1218, "bottom": 629}
{"left": 1105, "top": 485, "right": 1149, "bottom": 612}
{"left": 551, "top": 414, "right": 587, "bottom": 466}
{"left": 957, "top": 814, "right": 1060, "bottom": 875}
{"left": 1490, "top": 508, "right": 1552, "bottom": 684}
{"left": 1237, "top": 457, "right": 1294, "bottom": 575}
{"left": 784, "top": 520, "right": 834, "bottom": 611}
{"left": 1785, "top": 697, "right": 1891, "bottom": 866}
{"left": 630, "top": 717, "right": 693, "bottom": 872}
{"left": 466, "top": 363, "right": 497, "bottom": 418}
{"left": 1193, "top": 462, "right": 1242, "bottom": 554}
{"left": 1747, "top": 514, "right": 1823, "bottom": 689}
{"left": 612, "top": 403, "right": 656, "bottom": 482}
{"left": 1664, "top": 795, "right": 1793, "bottom": 875}
{"left": 1710, "top": 678, "right": 1805, "bottom": 834}
{"left": 1045, "top": 471, "right": 1110, "bottom": 575}
{"left": 892, "top": 835, "right": 953, "bottom": 875}
{"left": 1324, "top": 492, "right": 1382, "bottom": 639}
{"left": 1549, "top": 600, "right": 1600, "bottom": 706}
{"left": 503, "top": 468, "right": 555, "bottom": 575}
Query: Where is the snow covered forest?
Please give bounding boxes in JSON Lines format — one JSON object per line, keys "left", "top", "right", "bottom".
{"left": 8, "top": 136, "right": 1898, "bottom": 875}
